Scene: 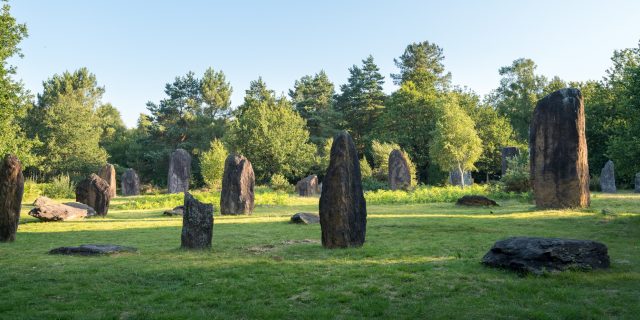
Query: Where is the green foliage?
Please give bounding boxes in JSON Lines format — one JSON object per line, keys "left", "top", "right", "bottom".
{"left": 362, "top": 177, "right": 388, "bottom": 191}
{"left": 500, "top": 154, "right": 531, "bottom": 193}
{"left": 391, "top": 40, "right": 451, "bottom": 91}
{"left": 201, "top": 67, "right": 233, "bottom": 119}
{"left": 22, "top": 176, "right": 44, "bottom": 202}
{"left": 269, "top": 173, "right": 293, "bottom": 193}
{"left": 289, "top": 71, "right": 338, "bottom": 145}
{"left": 370, "top": 140, "right": 400, "bottom": 180}
{"left": 42, "top": 174, "right": 75, "bottom": 199}
{"left": 365, "top": 184, "right": 530, "bottom": 204}
{"left": 359, "top": 158, "right": 373, "bottom": 179}
{"left": 200, "top": 139, "right": 227, "bottom": 189}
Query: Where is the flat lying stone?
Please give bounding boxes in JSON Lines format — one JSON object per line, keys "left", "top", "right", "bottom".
{"left": 482, "top": 237, "right": 609, "bottom": 274}
{"left": 49, "top": 244, "right": 137, "bottom": 256}
{"left": 456, "top": 195, "right": 498, "bottom": 206}
{"left": 163, "top": 205, "right": 184, "bottom": 216}
{"left": 290, "top": 212, "right": 320, "bottom": 224}
{"left": 28, "top": 196, "right": 96, "bottom": 221}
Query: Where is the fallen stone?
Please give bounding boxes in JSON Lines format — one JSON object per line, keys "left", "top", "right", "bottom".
{"left": 456, "top": 195, "right": 498, "bottom": 206}
{"left": 49, "top": 244, "right": 137, "bottom": 256}
{"left": 163, "top": 205, "right": 184, "bottom": 216}
{"left": 290, "top": 212, "right": 320, "bottom": 224}
{"left": 0, "top": 154, "right": 23, "bottom": 242}
{"left": 28, "top": 196, "right": 96, "bottom": 221}
{"left": 181, "top": 192, "right": 214, "bottom": 249}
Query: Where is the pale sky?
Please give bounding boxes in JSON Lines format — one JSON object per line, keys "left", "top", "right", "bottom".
{"left": 8, "top": 0, "right": 640, "bottom": 127}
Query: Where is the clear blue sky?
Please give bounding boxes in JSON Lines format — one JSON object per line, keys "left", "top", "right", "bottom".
{"left": 8, "top": 0, "right": 640, "bottom": 127}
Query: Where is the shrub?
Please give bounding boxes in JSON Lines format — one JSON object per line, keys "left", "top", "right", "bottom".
{"left": 201, "top": 139, "right": 227, "bottom": 189}
{"left": 371, "top": 140, "right": 400, "bottom": 180}
{"left": 43, "top": 174, "right": 75, "bottom": 199}
{"left": 500, "top": 155, "right": 530, "bottom": 193}
{"left": 23, "top": 177, "right": 44, "bottom": 202}
{"left": 365, "top": 184, "right": 530, "bottom": 205}
{"left": 360, "top": 158, "right": 373, "bottom": 178}
{"left": 362, "top": 177, "right": 388, "bottom": 191}
{"left": 270, "top": 174, "right": 293, "bottom": 193}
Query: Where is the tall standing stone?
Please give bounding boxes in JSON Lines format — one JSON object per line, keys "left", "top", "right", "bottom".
{"left": 0, "top": 155, "right": 24, "bottom": 242}
{"left": 76, "top": 174, "right": 111, "bottom": 216}
{"left": 388, "top": 149, "right": 411, "bottom": 191}
{"left": 168, "top": 149, "right": 191, "bottom": 194}
{"left": 635, "top": 173, "right": 640, "bottom": 193}
{"left": 295, "top": 175, "right": 319, "bottom": 196}
{"left": 121, "top": 168, "right": 140, "bottom": 196}
{"left": 599, "top": 160, "right": 616, "bottom": 193}
{"left": 98, "top": 163, "right": 117, "bottom": 198}
{"left": 501, "top": 147, "right": 520, "bottom": 176}
{"left": 220, "top": 155, "right": 255, "bottom": 215}
{"left": 319, "top": 132, "right": 367, "bottom": 249}
{"left": 530, "top": 88, "right": 590, "bottom": 208}
{"left": 181, "top": 192, "right": 214, "bottom": 249}
{"left": 449, "top": 170, "right": 473, "bottom": 187}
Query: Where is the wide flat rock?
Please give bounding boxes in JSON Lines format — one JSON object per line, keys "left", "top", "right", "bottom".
{"left": 290, "top": 212, "right": 320, "bottom": 224}
{"left": 49, "top": 244, "right": 137, "bottom": 256}
{"left": 456, "top": 195, "right": 498, "bottom": 206}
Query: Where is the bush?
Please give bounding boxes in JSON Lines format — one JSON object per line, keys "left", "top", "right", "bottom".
{"left": 500, "top": 155, "right": 530, "bottom": 193}
{"left": 43, "top": 174, "right": 75, "bottom": 199}
{"left": 362, "top": 177, "right": 388, "bottom": 191}
{"left": 23, "top": 177, "right": 44, "bottom": 202}
{"left": 371, "top": 140, "right": 400, "bottom": 180}
{"left": 360, "top": 158, "right": 373, "bottom": 178}
{"left": 365, "top": 184, "right": 530, "bottom": 205}
{"left": 270, "top": 174, "right": 293, "bottom": 193}
{"left": 201, "top": 139, "right": 227, "bottom": 189}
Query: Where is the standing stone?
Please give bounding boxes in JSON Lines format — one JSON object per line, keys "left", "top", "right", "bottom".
{"left": 121, "top": 168, "right": 140, "bottom": 196}
{"left": 168, "top": 149, "right": 191, "bottom": 194}
{"left": 76, "top": 174, "right": 111, "bottom": 216}
{"left": 181, "top": 192, "right": 214, "bottom": 249}
{"left": 388, "top": 149, "right": 411, "bottom": 191}
{"left": 501, "top": 147, "right": 520, "bottom": 176}
{"left": 0, "top": 155, "right": 24, "bottom": 242}
{"left": 599, "top": 160, "right": 616, "bottom": 193}
{"left": 530, "top": 88, "right": 590, "bottom": 208}
{"left": 319, "top": 132, "right": 367, "bottom": 249}
{"left": 98, "top": 163, "right": 117, "bottom": 198}
{"left": 448, "top": 170, "right": 473, "bottom": 187}
{"left": 295, "top": 175, "right": 319, "bottom": 196}
{"left": 635, "top": 173, "right": 640, "bottom": 193}
{"left": 220, "top": 155, "right": 255, "bottom": 215}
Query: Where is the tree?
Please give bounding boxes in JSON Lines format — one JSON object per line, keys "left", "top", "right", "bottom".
{"left": 391, "top": 40, "right": 451, "bottom": 91}
{"left": 289, "top": 70, "right": 338, "bottom": 145}
{"left": 429, "top": 97, "right": 483, "bottom": 188}
{"left": 201, "top": 67, "right": 232, "bottom": 119}
{"left": 200, "top": 139, "right": 227, "bottom": 189}
{"left": 335, "top": 55, "right": 386, "bottom": 153}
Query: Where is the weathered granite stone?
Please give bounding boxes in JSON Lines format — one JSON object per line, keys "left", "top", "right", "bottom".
{"left": 388, "top": 149, "right": 411, "bottom": 190}
{"left": 28, "top": 196, "right": 96, "bottom": 221}
{"left": 168, "top": 149, "right": 191, "bottom": 194}
{"left": 220, "top": 155, "right": 255, "bottom": 215}
{"left": 181, "top": 192, "right": 213, "bottom": 249}
{"left": 163, "top": 205, "right": 184, "bottom": 216}
{"left": 501, "top": 147, "right": 520, "bottom": 176}
{"left": 98, "top": 163, "right": 117, "bottom": 198}
{"left": 319, "top": 132, "right": 367, "bottom": 248}
{"left": 600, "top": 160, "right": 616, "bottom": 193}
{"left": 290, "top": 212, "right": 320, "bottom": 224}
{"left": 530, "top": 88, "right": 590, "bottom": 208}
{"left": 449, "top": 170, "right": 473, "bottom": 187}
{"left": 75, "top": 174, "right": 111, "bottom": 216}
{"left": 635, "top": 173, "right": 640, "bottom": 193}
{"left": 121, "top": 168, "right": 140, "bottom": 196}
{"left": 49, "top": 244, "right": 137, "bottom": 256}
{"left": 0, "top": 154, "right": 23, "bottom": 242}
{"left": 456, "top": 195, "right": 498, "bottom": 206}
{"left": 295, "top": 175, "right": 320, "bottom": 196}
{"left": 482, "top": 237, "right": 609, "bottom": 274}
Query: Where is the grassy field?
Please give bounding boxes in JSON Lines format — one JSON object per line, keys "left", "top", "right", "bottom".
{"left": 1, "top": 191, "right": 639, "bottom": 319}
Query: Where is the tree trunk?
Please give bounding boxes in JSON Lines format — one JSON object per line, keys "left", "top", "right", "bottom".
{"left": 458, "top": 163, "right": 465, "bottom": 189}
{"left": 0, "top": 155, "right": 24, "bottom": 242}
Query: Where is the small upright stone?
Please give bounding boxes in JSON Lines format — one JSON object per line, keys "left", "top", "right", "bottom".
{"left": 168, "top": 149, "right": 192, "bottom": 194}
{"left": 319, "top": 132, "right": 367, "bottom": 249}
{"left": 98, "top": 163, "right": 117, "bottom": 198}
{"left": 295, "top": 175, "right": 319, "bottom": 196}
{"left": 76, "top": 174, "right": 111, "bottom": 216}
{"left": 0, "top": 155, "right": 24, "bottom": 242}
{"left": 449, "top": 170, "right": 473, "bottom": 187}
{"left": 600, "top": 160, "right": 616, "bottom": 193}
{"left": 635, "top": 173, "right": 640, "bottom": 193}
{"left": 121, "top": 168, "right": 140, "bottom": 196}
{"left": 220, "top": 155, "right": 255, "bottom": 215}
{"left": 530, "top": 88, "right": 590, "bottom": 208}
{"left": 388, "top": 149, "right": 411, "bottom": 191}
{"left": 181, "top": 192, "right": 214, "bottom": 250}
{"left": 501, "top": 147, "right": 520, "bottom": 176}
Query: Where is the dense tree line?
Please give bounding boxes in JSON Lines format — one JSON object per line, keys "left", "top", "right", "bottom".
{"left": 1, "top": 1, "right": 639, "bottom": 189}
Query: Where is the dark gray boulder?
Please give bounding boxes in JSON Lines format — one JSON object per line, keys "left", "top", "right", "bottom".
{"left": 501, "top": 147, "right": 520, "bottom": 176}
{"left": 121, "top": 168, "right": 140, "bottom": 196}
{"left": 49, "top": 244, "right": 137, "bottom": 256}
{"left": 220, "top": 155, "right": 255, "bottom": 215}
{"left": 28, "top": 196, "right": 96, "bottom": 221}
{"left": 482, "top": 237, "right": 609, "bottom": 274}
{"left": 295, "top": 175, "right": 319, "bottom": 196}
{"left": 290, "top": 212, "right": 320, "bottom": 224}
{"left": 600, "top": 160, "right": 616, "bottom": 193}
{"left": 168, "top": 149, "right": 191, "bottom": 194}
{"left": 181, "top": 192, "right": 213, "bottom": 249}
{"left": 163, "top": 205, "right": 184, "bottom": 216}
{"left": 0, "top": 154, "right": 23, "bottom": 242}
{"left": 388, "top": 149, "right": 411, "bottom": 191}
{"left": 530, "top": 88, "right": 590, "bottom": 208}
{"left": 319, "top": 131, "right": 367, "bottom": 249}
{"left": 456, "top": 195, "right": 498, "bottom": 206}
{"left": 635, "top": 173, "right": 640, "bottom": 193}
{"left": 98, "top": 163, "right": 117, "bottom": 198}
{"left": 75, "top": 174, "right": 111, "bottom": 216}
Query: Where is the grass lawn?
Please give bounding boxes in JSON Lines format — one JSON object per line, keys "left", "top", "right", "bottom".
{"left": 1, "top": 192, "right": 639, "bottom": 319}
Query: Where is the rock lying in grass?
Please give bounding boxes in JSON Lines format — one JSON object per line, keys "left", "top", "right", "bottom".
{"left": 290, "top": 212, "right": 320, "bottom": 224}
{"left": 181, "top": 192, "right": 214, "bottom": 250}
{"left": 0, "top": 154, "right": 23, "bottom": 242}
{"left": 220, "top": 154, "right": 255, "bottom": 215}
{"left": 49, "top": 244, "right": 137, "bottom": 256}
{"left": 75, "top": 174, "right": 111, "bottom": 216}
{"left": 28, "top": 196, "right": 96, "bottom": 221}
{"left": 482, "top": 237, "right": 610, "bottom": 274}
{"left": 456, "top": 195, "right": 498, "bottom": 206}
{"left": 163, "top": 205, "right": 184, "bottom": 216}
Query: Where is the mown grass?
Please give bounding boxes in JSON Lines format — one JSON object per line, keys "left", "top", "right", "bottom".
{"left": 1, "top": 191, "right": 639, "bottom": 319}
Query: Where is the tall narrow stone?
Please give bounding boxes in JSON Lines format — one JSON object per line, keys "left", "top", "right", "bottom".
{"left": 181, "top": 192, "right": 214, "bottom": 249}
{"left": 388, "top": 149, "right": 411, "bottom": 191}
{"left": 168, "top": 149, "right": 191, "bottom": 194}
{"left": 0, "top": 155, "right": 24, "bottom": 242}
{"left": 121, "top": 168, "right": 140, "bottom": 196}
{"left": 98, "top": 163, "right": 117, "bottom": 198}
{"left": 501, "top": 147, "right": 520, "bottom": 176}
{"left": 599, "top": 160, "right": 616, "bottom": 193}
{"left": 295, "top": 175, "right": 319, "bottom": 196}
{"left": 220, "top": 155, "right": 255, "bottom": 215}
{"left": 319, "top": 131, "right": 367, "bottom": 248}
{"left": 530, "top": 88, "right": 590, "bottom": 208}
{"left": 76, "top": 174, "right": 111, "bottom": 216}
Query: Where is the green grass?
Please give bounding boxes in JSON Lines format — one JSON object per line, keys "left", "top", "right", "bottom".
{"left": 1, "top": 192, "right": 639, "bottom": 319}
